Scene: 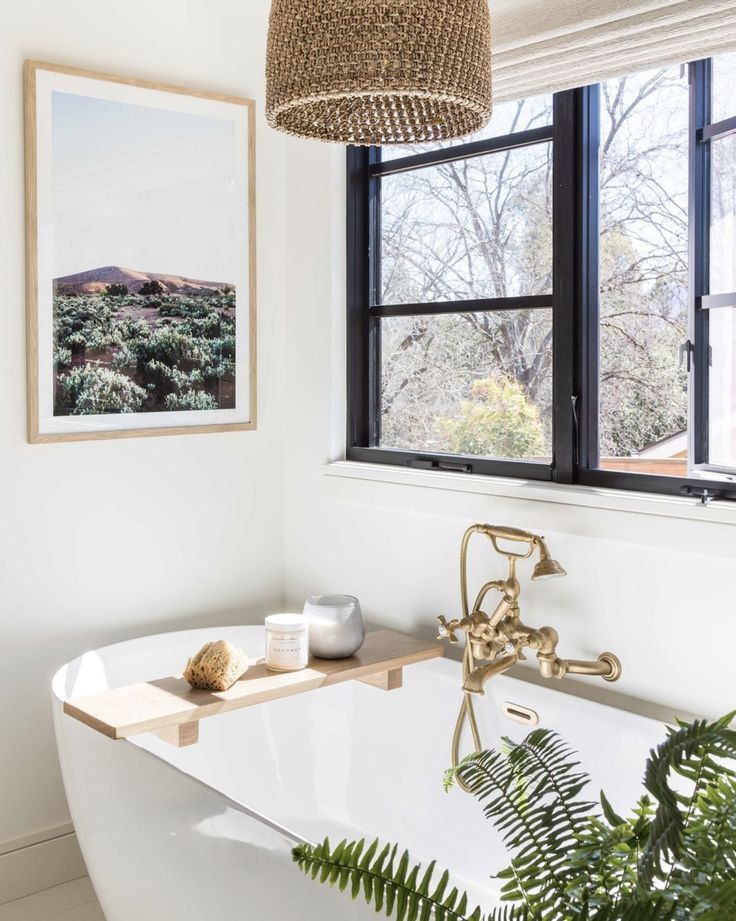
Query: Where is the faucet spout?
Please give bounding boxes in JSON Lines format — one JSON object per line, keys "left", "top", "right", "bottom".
{"left": 462, "top": 652, "right": 519, "bottom": 695}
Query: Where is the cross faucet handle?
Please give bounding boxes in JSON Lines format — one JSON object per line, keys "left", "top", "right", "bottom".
{"left": 437, "top": 615, "right": 461, "bottom": 643}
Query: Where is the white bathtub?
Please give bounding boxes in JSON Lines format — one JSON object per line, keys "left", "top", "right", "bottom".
{"left": 53, "top": 626, "right": 665, "bottom": 921}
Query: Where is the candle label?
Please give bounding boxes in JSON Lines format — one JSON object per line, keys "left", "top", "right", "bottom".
{"left": 266, "top": 629, "right": 309, "bottom": 670}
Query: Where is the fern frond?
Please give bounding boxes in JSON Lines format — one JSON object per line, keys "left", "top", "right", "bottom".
{"left": 457, "top": 729, "right": 597, "bottom": 916}
{"left": 592, "top": 898, "right": 676, "bottom": 921}
{"left": 639, "top": 711, "right": 736, "bottom": 885}
{"left": 444, "top": 751, "right": 483, "bottom": 792}
{"left": 292, "top": 836, "right": 491, "bottom": 921}
{"left": 663, "top": 772, "right": 736, "bottom": 918}
{"left": 487, "top": 904, "right": 529, "bottom": 921}
{"left": 292, "top": 717, "right": 736, "bottom": 921}
{"left": 681, "top": 774, "right": 736, "bottom": 879}
{"left": 692, "top": 879, "right": 736, "bottom": 921}
{"left": 568, "top": 796, "right": 654, "bottom": 912}
{"left": 599, "top": 790, "right": 625, "bottom": 828}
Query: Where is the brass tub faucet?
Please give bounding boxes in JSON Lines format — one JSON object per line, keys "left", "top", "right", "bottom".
{"left": 438, "top": 524, "right": 621, "bottom": 782}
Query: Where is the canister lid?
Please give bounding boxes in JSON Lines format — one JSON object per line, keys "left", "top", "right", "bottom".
{"left": 265, "top": 613, "right": 308, "bottom": 632}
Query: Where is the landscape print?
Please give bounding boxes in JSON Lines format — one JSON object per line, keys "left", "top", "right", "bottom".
{"left": 26, "top": 62, "right": 254, "bottom": 440}
{"left": 53, "top": 266, "right": 236, "bottom": 415}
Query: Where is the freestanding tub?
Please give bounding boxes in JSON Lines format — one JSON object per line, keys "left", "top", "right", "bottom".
{"left": 53, "top": 626, "right": 666, "bottom": 921}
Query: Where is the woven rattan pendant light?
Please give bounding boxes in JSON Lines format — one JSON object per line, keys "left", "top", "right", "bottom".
{"left": 265, "top": 0, "right": 492, "bottom": 146}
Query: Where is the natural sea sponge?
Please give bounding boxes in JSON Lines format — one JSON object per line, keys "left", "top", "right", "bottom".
{"left": 184, "top": 640, "right": 249, "bottom": 691}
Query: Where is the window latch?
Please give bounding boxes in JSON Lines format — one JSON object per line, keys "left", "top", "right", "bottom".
{"left": 678, "top": 339, "right": 694, "bottom": 372}
{"left": 406, "top": 458, "right": 473, "bottom": 474}
{"left": 680, "top": 485, "right": 724, "bottom": 505}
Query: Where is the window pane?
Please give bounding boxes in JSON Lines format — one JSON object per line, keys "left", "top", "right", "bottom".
{"left": 708, "top": 307, "right": 736, "bottom": 469}
{"left": 598, "top": 66, "right": 689, "bottom": 477}
{"left": 712, "top": 52, "right": 736, "bottom": 125}
{"left": 379, "top": 310, "right": 552, "bottom": 460}
{"left": 380, "top": 143, "right": 552, "bottom": 304}
{"left": 381, "top": 94, "right": 553, "bottom": 162}
{"left": 709, "top": 133, "right": 736, "bottom": 296}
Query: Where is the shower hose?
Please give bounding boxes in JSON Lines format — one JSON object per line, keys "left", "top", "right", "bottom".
{"left": 451, "top": 540, "right": 483, "bottom": 793}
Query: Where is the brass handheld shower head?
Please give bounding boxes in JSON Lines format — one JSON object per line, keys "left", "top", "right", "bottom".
{"left": 531, "top": 538, "right": 567, "bottom": 581}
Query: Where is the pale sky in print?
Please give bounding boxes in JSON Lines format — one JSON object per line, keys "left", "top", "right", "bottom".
{"left": 51, "top": 91, "right": 243, "bottom": 283}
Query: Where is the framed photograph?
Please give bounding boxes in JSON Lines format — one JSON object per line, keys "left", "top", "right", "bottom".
{"left": 24, "top": 60, "right": 256, "bottom": 442}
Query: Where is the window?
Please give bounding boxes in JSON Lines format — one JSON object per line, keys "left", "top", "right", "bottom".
{"left": 596, "top": 67, "right": 689, "bottom": 476}
{"left": 695, "top": 54, "right": 736, "bottom": 475}
{"left": 346, "top": 56, "right": 736, "bottom": 500}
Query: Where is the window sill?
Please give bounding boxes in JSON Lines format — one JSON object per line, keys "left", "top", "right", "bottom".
{"left": 322, "top": 460, "right": 736, "bottom": 526}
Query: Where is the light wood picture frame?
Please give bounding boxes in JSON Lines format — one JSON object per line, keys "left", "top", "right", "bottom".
{"left": 24, "top": 60, "right": 256, "bottom": 443}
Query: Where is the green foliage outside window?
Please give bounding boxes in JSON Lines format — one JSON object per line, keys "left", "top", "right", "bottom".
{"left": 442, "top": 377, "right": 545, "bottom": 459}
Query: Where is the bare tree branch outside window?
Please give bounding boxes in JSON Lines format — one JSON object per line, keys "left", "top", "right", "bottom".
{"left": 378, "top": 67, "right": 691, "bottom": 468}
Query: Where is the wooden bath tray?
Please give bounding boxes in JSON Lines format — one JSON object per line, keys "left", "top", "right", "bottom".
{"left": 64, "top": 629, "right": 443, "bottom": 747}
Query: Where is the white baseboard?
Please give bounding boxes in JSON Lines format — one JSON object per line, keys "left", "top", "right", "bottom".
{"left": 0, "top": 826, "right": 86, "bottom": 904}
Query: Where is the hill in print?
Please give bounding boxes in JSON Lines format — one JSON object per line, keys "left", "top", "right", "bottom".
{"left": 53, "top": 265, "right": 234, "bottom": 296}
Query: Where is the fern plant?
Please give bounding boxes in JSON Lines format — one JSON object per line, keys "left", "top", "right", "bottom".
{"left": 292, "top": 713, "right": 736, "bottom": 920}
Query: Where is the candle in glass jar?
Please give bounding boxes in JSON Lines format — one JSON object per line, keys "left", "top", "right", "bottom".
{"left": 264, "top": 613, "right": 309, "bottom": 671}
{"left": 302, "top": 594, "right": 365, "bottom": 659}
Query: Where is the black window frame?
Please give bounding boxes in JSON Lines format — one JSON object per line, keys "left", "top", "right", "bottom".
{"left": 346, "top": 60, "right": 736, "bottom": 502}
{"left": 690, "top": 58, "right": 736, "bottom": 481}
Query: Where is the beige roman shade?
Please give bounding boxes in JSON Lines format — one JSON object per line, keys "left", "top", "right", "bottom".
{"left": 491, "top": 0, "right": 736, "bottom": 103}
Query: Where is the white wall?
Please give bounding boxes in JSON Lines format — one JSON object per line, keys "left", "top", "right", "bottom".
{"left": 0, "top": 0, "right": 285, "bottom": 850}
{"left": 282, "top": 139, "right": 736, "bottom": 724}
